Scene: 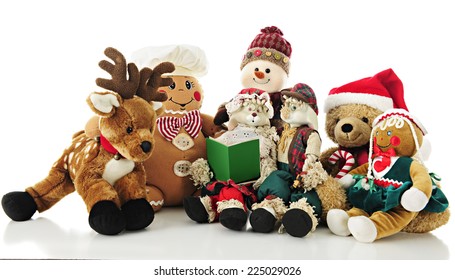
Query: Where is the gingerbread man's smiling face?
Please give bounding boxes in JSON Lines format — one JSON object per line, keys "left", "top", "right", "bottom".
{"left": 373, "top": 117, "right": 423, "bottom": 157}
{"left": 160, "top": 75, "right": 203, "bottom": 112}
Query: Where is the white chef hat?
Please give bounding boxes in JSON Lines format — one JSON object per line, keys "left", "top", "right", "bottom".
{"left": 131, "top": 44, "right": 208, "bottom": 77}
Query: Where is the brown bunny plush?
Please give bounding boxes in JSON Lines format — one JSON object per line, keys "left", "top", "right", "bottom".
{"left": 1, "top": 47, "right": 174, "bottom": 235}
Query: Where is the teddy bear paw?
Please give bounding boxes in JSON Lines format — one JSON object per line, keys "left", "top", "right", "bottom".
{"left": 347, "top": 216, "right": 377, "bottom": 243}
{"left": 249, "top": 208, "right": 277, "bottom": 233}
{"left": 2, "top": 191, "right": 37, "bottom": 221}
{"left": 327, "top": 209, "right": 351, "bottom": 236}
{"left": 401, "top": 187, "right": 429, "bottom": 212}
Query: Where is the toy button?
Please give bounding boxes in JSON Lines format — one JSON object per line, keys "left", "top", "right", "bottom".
{"left": 172, "top": 133, "right": 194, "bottom": 151}
{"left": 174, "top": 160, "right": 192, "bottom": 177}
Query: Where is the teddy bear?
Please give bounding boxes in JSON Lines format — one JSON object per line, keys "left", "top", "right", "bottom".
{"left": 1, "top": 47, "right": 174, "bottom": 235}
{"left": 85, "top": 45, "right": 225, "bottom": 211}
{"left": 214, "top": 26, "right": 292, "bottom": 133}
{"left": 248, "top": 83, "right": 327, "bottom": 238}
{"left": 326, "top": 108, "right": 450, "bottom": 242}
{"left": 317, "top": 68, "right": 409, "bottom": 222}
{"left": 184, "top": 88, "right": 279, "bottom": 231}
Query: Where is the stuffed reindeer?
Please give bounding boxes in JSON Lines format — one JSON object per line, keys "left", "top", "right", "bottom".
{"left": 1, "top": 47, "right": 175, "bottom": 235}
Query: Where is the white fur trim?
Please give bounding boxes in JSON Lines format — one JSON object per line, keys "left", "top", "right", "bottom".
{"left": 327, "top": 209, "right": 351, "bottom": 236}
{"left": 216, "top": 199, "right": 244, "bottom": 213}
{"left": 200, "top": 196, "right": 216, "bottom": 223}
{"left": 252, "top": 197, "right": 287, "bottom": 220}
{"left": 348, "top": 216, "right": 377, "bottom": 243}
{"left": 401, "top": 187, "right": 429, "bottom": 212}
{"left": 324, "top": 92, "right": 393, "bottom": 113}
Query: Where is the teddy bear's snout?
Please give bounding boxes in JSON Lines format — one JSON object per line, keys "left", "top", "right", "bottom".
{"left": 341, "top": 123, "right": 353, "bottom": 133}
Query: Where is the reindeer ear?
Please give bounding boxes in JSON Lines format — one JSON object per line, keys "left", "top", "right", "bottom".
{"left": 87, "top": 92, "right": 122, "bottom": 117}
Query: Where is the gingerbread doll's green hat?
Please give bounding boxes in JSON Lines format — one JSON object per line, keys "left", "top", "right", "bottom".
{"left": 324, "top": 68, "right": 408, "bottom": 113}
{"left": 240, "top": 26, "right": 292, "bottom": 74}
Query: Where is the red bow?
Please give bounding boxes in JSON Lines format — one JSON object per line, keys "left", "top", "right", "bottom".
{"left": 156, "top": 110, "right": 202, "bottom": 141}
{"left": 372, "top": 140, "right": 396, "bottom": 172}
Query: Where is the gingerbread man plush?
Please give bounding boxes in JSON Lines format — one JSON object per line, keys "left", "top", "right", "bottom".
{"left": 131, "top": 45, "right": 225, "bottom": 211}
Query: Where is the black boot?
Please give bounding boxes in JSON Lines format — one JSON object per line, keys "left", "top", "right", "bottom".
{"left": 89, "top": 200, "right": 126, "bottom": 235}
{"left": 122, "top": 198, "right": 155, "bottom": 231}
{"left": 249, "top": 208, "right": 277, "bottom": 233}
{"left": 183, "top": 196, "right": 209, "bottom": 223}
{"left": 219, "top": 208, "right": 247, "bottom": 231}
{"left": 282, "top": 208, "right": 314, "bottom": 238}
{"left": 2, "top": 191, "right": 37, "bottom": 221}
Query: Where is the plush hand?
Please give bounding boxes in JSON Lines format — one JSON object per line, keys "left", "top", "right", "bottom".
{"left": 302, "top": 154, "right": 318, "bottom": 172}
{"left": 401, "top": 187, "right": 429, "bottom": 212}
{"left": 338, "top": 174, "right": 355, "bottom": 189}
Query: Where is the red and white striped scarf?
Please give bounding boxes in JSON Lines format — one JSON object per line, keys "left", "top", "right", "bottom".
{"left": 156, "top": 110, "right": 202, "bottom": 141}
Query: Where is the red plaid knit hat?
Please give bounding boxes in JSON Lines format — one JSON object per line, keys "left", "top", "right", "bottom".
{"left": 240, "top": 26, "right": 292, "bottom": 74}
{"left": 281, "top": 83, "right": 318, "bottom": 115}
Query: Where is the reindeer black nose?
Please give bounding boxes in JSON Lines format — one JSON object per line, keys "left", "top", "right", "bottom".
{"left": 341, "top": 123, "right": 353, "bottom": 133}
{"left": 141, "top": 141, "right": 152, "bottom": 153}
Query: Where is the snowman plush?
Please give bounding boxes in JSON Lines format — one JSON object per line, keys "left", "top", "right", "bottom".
{"left": 214, "top": 26, "right": 292, "bottom": 133}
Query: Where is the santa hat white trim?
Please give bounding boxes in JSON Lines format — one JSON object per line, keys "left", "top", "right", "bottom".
{"left": 324, "top": 92, "right": 393, "bottom": 113}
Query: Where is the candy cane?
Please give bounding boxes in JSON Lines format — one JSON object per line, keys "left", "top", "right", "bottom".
{"left": 328, "top": 150, "right": 355, "bottom": 179}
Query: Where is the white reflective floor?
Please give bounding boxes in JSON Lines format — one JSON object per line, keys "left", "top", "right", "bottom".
{"left": 1, "top": 193, "right": 452, "bottom": 260}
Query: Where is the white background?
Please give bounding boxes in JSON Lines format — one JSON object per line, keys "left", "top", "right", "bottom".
{"left": 0, "top": 0, "right": 453, "bottom": 279}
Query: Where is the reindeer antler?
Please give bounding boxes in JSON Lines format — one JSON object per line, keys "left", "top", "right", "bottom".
{"left": 137, "top": 62, "right": 175, "bottom": 102}
{"left": 96, "top": 47, "right": 140, "bottom": 99}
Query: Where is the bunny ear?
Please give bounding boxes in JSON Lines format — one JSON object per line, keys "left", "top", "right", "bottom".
{"left": 87, "top": 92, "right": 122, "bottom": 117}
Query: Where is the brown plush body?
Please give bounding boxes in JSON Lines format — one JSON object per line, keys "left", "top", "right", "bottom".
{"left": 145, "top": 109, "right": 222, "bottom": 208}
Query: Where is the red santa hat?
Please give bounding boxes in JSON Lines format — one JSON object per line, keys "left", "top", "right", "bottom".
{"left": 324, "top": 68, "right": 408, "bottom": 113}
{"left": 225, "top": 88, "right": 274, "bottom": 119}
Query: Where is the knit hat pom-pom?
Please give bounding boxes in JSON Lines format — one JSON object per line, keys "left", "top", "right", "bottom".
{"left": 261, "top": 26, "right": 283, "bottom": 35}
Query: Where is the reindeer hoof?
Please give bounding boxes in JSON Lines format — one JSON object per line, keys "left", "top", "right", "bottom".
{"left": 282, "top": 208, "right": 313, "bottom": 238}
{"left": 249, "top": 208, "right": 277, "bottom": 233}
{"left": 89, "top": 201, "right": 126, "bottom": 235}
{"left": 219, "top": 208, "right": 247, "bottom": 231}
{"left": 122, "top": 199, "right": 154, "bottom": 231}
{"left": 2, "top": 191, "right": 37, "bottom": 221}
